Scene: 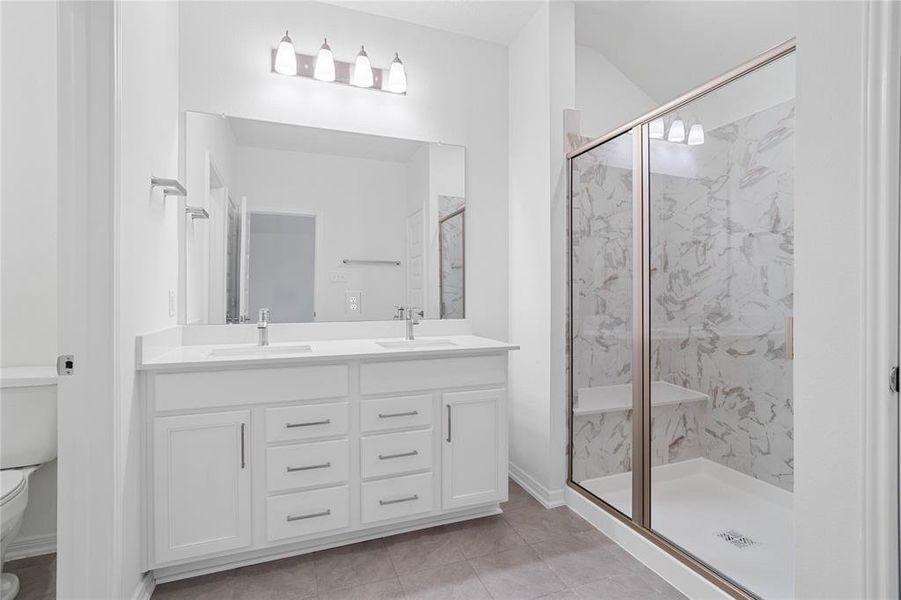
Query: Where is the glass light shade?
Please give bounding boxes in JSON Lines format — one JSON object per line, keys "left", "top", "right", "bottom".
{"left": 352, "top": 46, "right": 374, "bottom": 88}
{"left": 667, "top": 118, "right": 686, "bottom": 143}
{"left": 274, "top": 30, "right": 297, "bottom": 76}
{"left": 314, "top": 38, "right": 336, "bottom": 82}
{"left": 687, "top": 123, "right": 705, "bottom": 146}
{"left": 649, "top": 118, "right": 665, "bottom": 139}
{"left": 387, "top": 52, "right": 407, "bottom": 94}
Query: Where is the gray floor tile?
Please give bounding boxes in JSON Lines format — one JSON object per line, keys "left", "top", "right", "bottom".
{"left": 571, "top": 573, "right": 686, "bottom": 600}
{"left": 385, "top": 525, "right": 466, "bottom": 575}
{"left": 153, "top": 570, "right": 236, "bottom": 600}
{"left": 468, "top": 546, "right": 567, "bottom": 600}
{"left": 531, "top": 531, "right": 633, "bottom": 586}
{"left": 501, "top": 504, "right": 594, "bottom": 544}
{"left": 4, "top": 553, "right": 56, "bottom": 600}
{"left": 399, "top": 560, "right": 490, "bottom": 600}
{"left": 232, "top": 554, "right": 318, "bottom": 600}
{"left": 501, "top": 480, "right": 542, "bottom": 512}
{"left": 446, "top": 515, "right": 526, "bottom": 559}
{"left": 535, "top": 591, "right": 581, "bottom": 600}
{"left": 313, "top": 539, "right": 397, "bottom": 592}
{"left": 318, "top": 577, "right": 405, "bottom": 600}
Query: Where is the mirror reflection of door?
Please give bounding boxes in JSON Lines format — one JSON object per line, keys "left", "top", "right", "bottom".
{"left": 438, "top": 195, "right": 465, "bottom": 319}
{"left": 246, "top": 211, "right": 317, "bottom": 323}
{"left": 224, "top": 195, "right": 241, "bottom": 323}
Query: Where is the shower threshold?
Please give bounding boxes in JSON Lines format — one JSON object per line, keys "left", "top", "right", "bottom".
{"left": 578, "top": 458, "right": 793, "bottom": 600}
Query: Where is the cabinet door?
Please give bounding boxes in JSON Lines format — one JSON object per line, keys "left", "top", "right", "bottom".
{"left": 441, "top": 389, "right": 504, "bottom": 510}
{"left": 153, "top": 410, "right": 251, "bottom": 564}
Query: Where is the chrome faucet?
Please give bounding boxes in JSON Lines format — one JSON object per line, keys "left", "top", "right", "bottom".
{"left": 257, "top": 308, "right": 271, "bottom": 346}
{"left": 403, "top": 307, "right": 423, "bottom": 341}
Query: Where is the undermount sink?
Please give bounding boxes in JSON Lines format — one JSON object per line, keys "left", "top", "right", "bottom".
{"left": 207, "top": 343, "right": 313, "bottom": 358}
{"left": 376, "top": 339, "right": 457, "bottom": 349}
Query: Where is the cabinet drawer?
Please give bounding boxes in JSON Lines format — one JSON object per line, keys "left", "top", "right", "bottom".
{"left": 266, "top": 439, "right": 349, "bottom": 492}
{"left": 359, "top": 355, "right": 506, "bottom": 395}
{"left": 360, "top": 395, "right": 432, "bottom": 433}
{"left": 361, "top": 473, "right": 433, "bottom": 524}
{"left": 361, "top": 429, "right": 433, "bottom": 479}
{"left": 266, "top": 486, "right": 350, "bottom": 542}
{"left": 265, "top": 403, "right": 348, "bottom": 443}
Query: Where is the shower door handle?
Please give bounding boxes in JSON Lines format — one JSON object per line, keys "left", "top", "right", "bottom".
{"left": 785, "top": 316, "right": 794, "bottom": 360}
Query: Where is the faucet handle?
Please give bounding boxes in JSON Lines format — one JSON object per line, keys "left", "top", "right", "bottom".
{"left": 258, "top": 308, "right": 271, "bottom": 324}
{"left": 394, "top": 305, "right": 406, "bottom": 320}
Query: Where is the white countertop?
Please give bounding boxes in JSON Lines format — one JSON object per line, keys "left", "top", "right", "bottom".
{"left": 138, "top": 335, "right": 518, "bottom": 371}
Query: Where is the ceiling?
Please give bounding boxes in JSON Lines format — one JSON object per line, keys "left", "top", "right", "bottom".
{"left": 322, "top": 0, "right": 542, "bottom": 45}
{"left": 575, "top": 1, "right": 798, "bottom": 103}
{"left": 227, "top": 116, "right": 428, "bottom": 163}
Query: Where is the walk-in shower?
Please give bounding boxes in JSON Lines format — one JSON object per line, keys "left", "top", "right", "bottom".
{"left": 568, "top": 40, "right": 796, "bottom": 599}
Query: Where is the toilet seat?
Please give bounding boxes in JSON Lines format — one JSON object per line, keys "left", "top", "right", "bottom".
{"left": 0, "top": 471, "right": 24, "bottom": 508}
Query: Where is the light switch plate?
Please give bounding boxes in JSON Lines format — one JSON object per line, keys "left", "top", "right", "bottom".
{"left": 345, "top": 290, "right": 362, "bottom": 317}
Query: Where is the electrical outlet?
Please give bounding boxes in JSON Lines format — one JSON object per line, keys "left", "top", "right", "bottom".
{"left": 329, "top": 272, "right": 348, "bottom": 283}
{"left": 168, "top": 290, "right": 176, "bottom": 317}
{"left": 345, "top": 290, "right": 362, "bottom": 316}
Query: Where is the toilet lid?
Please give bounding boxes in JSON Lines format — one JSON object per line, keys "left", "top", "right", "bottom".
{"left": 0, "top": 470, "right": 25, "bottom": 506}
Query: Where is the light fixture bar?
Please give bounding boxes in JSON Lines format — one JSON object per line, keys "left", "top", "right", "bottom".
{"left": 270, "top": 49, "right": 404, "bottom": 95}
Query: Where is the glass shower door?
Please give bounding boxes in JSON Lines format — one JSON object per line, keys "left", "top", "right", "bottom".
{"left": 647, "top": 52, "right": 796, "bottom": 598}
{"left": 570, "top": 131, "right": 636, "bottom": 516}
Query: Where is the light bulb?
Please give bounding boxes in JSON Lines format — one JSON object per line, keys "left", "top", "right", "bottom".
{"left": 667, "top": 118, "right": 685, "bottom": 143}
{"left": 687, "top": 123, "right": 705, "bottom": 146}
{"left": 313, "top": 38, "right": 336, "bottom": 82}
{"left": 649, "top": 118, "right": 665, "bottom": 139}
{"left": 274, "top": 30, "right": 297, "bottom": 76}
{"left": 387, "top": 52, "right": 407, "bottom": 94}
{"left": 352, "top": 46, "right": 373, "bottom": 88}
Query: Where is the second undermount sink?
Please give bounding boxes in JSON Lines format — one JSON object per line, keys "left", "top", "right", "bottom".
{"left": 376, "top": 338, "right": 457, "bottom": 349}
{"left": 207, "top": 343, "right": 313, "bottom": 358}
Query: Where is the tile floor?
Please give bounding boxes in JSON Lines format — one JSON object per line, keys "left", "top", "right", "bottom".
{"left": 152, "top": 481, "right": 685, "bottom": 600}
{"left": 1, "top": 482, "right": 686, "bottom": 600}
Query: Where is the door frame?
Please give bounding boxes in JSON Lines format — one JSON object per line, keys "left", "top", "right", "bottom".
{"left": 56, "top": 1, "right": 122, "bottom": 598}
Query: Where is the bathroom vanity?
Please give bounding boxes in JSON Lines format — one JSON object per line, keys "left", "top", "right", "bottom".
{"left": 138, "top": 330, "right": 516, "bottom": 581}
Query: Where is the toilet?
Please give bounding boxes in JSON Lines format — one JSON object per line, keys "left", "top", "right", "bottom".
{"left": 0, "top": 367, "right": 57, "bottom": 600}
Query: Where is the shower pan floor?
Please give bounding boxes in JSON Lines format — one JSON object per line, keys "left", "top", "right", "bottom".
{"left": 578, "top": 458, "right": 793, "bottom": 599}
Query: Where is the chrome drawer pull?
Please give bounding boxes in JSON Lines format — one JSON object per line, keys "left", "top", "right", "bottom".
{"left": 379, "top": 494, "right": 419, "bottom": 506}
{"left": 286, "top": 462, "right": 331, "bottom": 473}
{"left": 378, "top": 410, "right": 418, "bottom": 419}
{"left": 378, "top": 450, "right": 419, "bottom": 460}
{"left": 286, "top": 509, "right": 331, "bottom": 522}
{"left": 286, "top": 419, "right": 331, "bottom": 428}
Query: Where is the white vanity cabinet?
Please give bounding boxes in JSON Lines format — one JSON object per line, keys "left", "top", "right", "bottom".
{"left": 142, "top": 348, "right": 511, "bottom": 580}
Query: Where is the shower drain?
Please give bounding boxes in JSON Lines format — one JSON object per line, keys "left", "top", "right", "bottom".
{"left": 715, "top": 529, "right": 758, "bottom": 549}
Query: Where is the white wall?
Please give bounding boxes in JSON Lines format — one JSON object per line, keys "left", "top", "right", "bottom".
{"left": 575, "top": 44, "right": 656, "bottom": 140}
{"left": 793, "top": 2, "right": 869, "bottom": 597}
{"left": 178, "top": 0, "right": 509, "bottom": 340}
{"left": 117, "top": 1, "right": 181, "bottom": 597}
{"left": 236, "top": 146, "right": 408, "bottom": 321}
{"left": 0, "top": 0, "right": 59, "bottom": 556}
{"left": 507, "top": 1, "right": 574, "bottom": 504}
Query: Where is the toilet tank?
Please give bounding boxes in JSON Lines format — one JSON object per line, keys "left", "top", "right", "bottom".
{"left": 0, "top": 367, "right": 58, "bottom": 468}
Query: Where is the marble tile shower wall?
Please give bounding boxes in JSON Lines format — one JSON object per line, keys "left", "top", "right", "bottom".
{"left": 571, "top": 101, "right": 795, "bottom": 491}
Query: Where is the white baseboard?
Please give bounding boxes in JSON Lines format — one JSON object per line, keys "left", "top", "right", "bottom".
{"left": 508, "top": 462, "right": 565, "bottom": 508}
{"left": 5, "top": 533, "right": 56, "bottom": 561}
{"left": 565, "top": 486, "right": 728, "bottom": 600}
{"left": 129, "top": 573, "right": 155, "bottom": 600}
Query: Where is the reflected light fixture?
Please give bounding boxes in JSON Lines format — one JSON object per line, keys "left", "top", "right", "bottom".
{"left": 313, "top": 38, "right": 336, "bottom": 82}
{"left": 649, "top": 118, "right": 665, "bottom": 139}
{"left": 687, "top": 123, "right": 705, "bottom": 146}
{"left": 667, "top": 118, "right": 686, "bottom": 143}
{"left": 387, "top": 52, "right": 407, "bottom": 94}
{"left": 274, "top": 30, "right": 297, "bottom": 76}
{"left": 352, "top": 46, "right": 374, "bottom": 88}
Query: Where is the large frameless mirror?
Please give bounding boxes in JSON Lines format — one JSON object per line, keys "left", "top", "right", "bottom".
{"left": 182, "top": 112, "right": 466, "bottom": 324}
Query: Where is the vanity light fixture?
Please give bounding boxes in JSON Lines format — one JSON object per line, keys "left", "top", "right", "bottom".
{"left": 667, "top": 118, "right": 686, "bottom": 143}
{"left": 352, "top": 46, "right": 374, "bottom": 88}
{"left": 271, "top": 31, "right": 407, "bottom": 94}
{"left": 387, "top": 53, "right": 407, "bottom": 94}
{"left": 314, "top": 38, "right": 336, "bottom": 82}
{"left": 649, "top": 118, "right": 665, "bottom": 139}
{"left": 687, "top": 123, "right": 705, "bottom": 146}
{"left": 274, "top": 30, "right": 298, "bottom": 76}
